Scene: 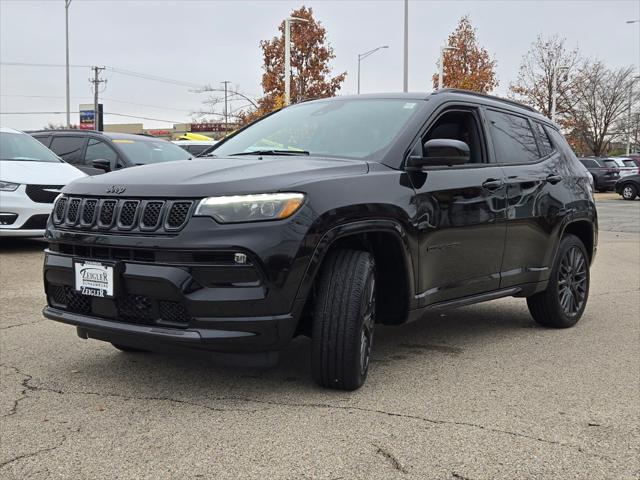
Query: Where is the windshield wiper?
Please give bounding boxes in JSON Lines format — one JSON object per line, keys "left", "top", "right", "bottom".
{"left": 229, "top": 149, "right": 310, "bottom": 157}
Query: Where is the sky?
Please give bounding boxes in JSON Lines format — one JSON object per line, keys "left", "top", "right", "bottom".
{"left": 1, "top": 0, "right": 639, "bottom": 130}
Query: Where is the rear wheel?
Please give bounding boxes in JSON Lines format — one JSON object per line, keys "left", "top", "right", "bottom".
{"left": 111, "top": 343, "right": 148, "bottom": 353}
{"left": 621, "top": 183, "right": 638, "bottom": 200}
{"left": 527, "top": 234, "right": 589, "bottom": 328}
{"left": 311, "top": 249, "right": 376, "bottom": 391}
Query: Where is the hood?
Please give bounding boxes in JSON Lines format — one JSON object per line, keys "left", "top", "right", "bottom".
{"left": 0, "top": 160, "right": 86, "bottom": 185}
{"left": 62, "top": 156, "right": 369, "bottom": 197}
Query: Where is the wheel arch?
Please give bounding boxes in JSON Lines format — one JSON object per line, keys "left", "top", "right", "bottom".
{"left": 295, "top": 220, "right": 415, "bottom": 329}
{"left": 561, "top": 219, "right": 596, "bottom": 263}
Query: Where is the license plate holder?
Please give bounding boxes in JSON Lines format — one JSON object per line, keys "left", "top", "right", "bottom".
{"left": 73, "top": 259, "right": 117, "bottom": 299}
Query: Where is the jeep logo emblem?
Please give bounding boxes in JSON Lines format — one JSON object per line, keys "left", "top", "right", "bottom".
{"left": 106, "top": 185, "right": 126, "bottom": 194}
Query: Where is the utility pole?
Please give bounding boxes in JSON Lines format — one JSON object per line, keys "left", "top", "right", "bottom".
{"left": 627, "top": 76, "right": 640, "bottom": 155}
{"left": 90, "top": 66, "right": 106, "bottom": 131}
{"left": 221, "top": 80, "right": 231, "bottom": 135}
{"left": 65, "top": 0, "right": 72, "bottom": 127}
{"left": 403, "top": 0, "right": 408, "bottom": 92}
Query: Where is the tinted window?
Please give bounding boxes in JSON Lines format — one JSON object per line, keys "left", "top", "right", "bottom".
{"left": 603, "top": 160, "right": 618, "bottom": 168}
{"left": 85, "top": 138, "right": 118, "bottom": 164}
{"left": 32, "top": 135, "right": 51, "bottom": 147}
{"left": 486, "top": 110, "right": 539, "bottom": 163}
{"left": 424, "top": 109, "right": 485, "bottom": 163}
{"left": 49, "top": 136, "right": 86, "bottom": 164}
{"left": 580, "top": 159, "right": 599, "bottom": 168}
{"left": 623, "top": 160, "right": 636, "bottom": 167}
{"left": 534, "top": 122, "right": 554, "bottom": 156}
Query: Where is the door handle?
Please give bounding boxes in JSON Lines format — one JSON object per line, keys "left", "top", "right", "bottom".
{"left": 482, "top": 178, "right": 504, "bottom": 191}
{"left": 546, "top": 173, "right": 562, "bottom": 185}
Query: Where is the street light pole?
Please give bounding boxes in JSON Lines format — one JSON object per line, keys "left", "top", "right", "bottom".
{"left": 357, "top": 45, "right": 389, "bottom": 94}
{"left": 65, "top": 0, "right": 72, "bottom": 128}
{"left": 284, "top": 16, "right": 308, "bottom": 106}
{"left": 437, "top": 46, "right": 457, "bottom": 90}
{"left": 403, "top": 0, "right": 408, "bottom": 92}
{"left": 551, "top": 65, "right": 569, "bottom": 122}
{"left": 626, "top": 76, "right": 640, "bottom": 155}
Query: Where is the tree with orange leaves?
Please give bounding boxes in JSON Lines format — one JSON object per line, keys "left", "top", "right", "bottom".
{"left": 432, "top": 15, "right": 498, "bottom": 94}
{"left": 239, "top": 6, "right": 346, "bottom": 125}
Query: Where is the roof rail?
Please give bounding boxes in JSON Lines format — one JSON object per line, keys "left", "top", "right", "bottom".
{"left": 28, "top": 129, "right": 104, "bottom": 134}
{"left": 434, "top": 88, "right": 538, "bottom": 113}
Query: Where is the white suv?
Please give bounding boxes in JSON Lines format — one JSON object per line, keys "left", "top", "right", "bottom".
{"left": 0, "top": 127, "right": 86, "bottom": 237}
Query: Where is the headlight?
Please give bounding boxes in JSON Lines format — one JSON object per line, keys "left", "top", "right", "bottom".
{"left": 0, "top": 181, "right": 20, "bottom": 192}
{"left": 195, "top": 193, "right": 305, "bottom": 223}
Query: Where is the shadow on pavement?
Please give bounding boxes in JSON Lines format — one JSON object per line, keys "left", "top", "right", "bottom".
{"left": 0, "top": 237, "right": 47, "bottom": 253}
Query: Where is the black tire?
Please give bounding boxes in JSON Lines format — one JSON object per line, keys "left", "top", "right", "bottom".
{"left": 311, "top": 249, "right": 376, "bottom": 391}
{"left": 621, "top": 183, "right": 638, "bottom": 200}
{"left": 527, "top": 234, "right": 589, "bottom": 328}
{"left": 111, "top": 343, "right": 148, "bottom": 353}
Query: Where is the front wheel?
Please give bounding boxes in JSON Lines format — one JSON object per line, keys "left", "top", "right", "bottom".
{"left": 527, "top": 234, "right": 590, "bottom": 328}
{"left": 621, "top": 183, "right": 638, "bottom": 200}
{"left": 311, "top": 249, "right": 376, "bottom": 391}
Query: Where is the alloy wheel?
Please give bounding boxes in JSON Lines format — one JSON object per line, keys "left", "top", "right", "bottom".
{"left": 557, "top": 246, "right": 587, "bottom": 316}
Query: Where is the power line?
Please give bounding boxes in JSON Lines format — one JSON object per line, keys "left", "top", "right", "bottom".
{"left": 0, "top": 61, "right": 92, "bottom": 68}
{"left": 0, "top": 111, "right": 181, "bottom": 124}
{"left": 0, "top": 94, "right": 194, "bottom": 112}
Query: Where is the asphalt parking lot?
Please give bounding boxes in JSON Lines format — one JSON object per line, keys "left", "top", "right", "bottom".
{"left": 1, "top": 195, "right": 638, "bottom": 480}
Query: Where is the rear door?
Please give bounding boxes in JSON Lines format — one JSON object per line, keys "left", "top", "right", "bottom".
{"left": 485, "top": 109, "right": 565, "bottom": 288}
{"left": 410, "top": 104, "right": 507, "bottom": 306}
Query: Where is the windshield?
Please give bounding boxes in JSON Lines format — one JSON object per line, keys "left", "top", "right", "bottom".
{"left": 212, "top": 99, "right": 422, "bottom": 160}
{"left": 0, "top": 131, "right": 61, "bottom": 162}
{"left": 112, "top": 138, "right": 192, "bottom": 165}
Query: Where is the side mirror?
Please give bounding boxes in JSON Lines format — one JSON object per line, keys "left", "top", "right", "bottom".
{"left": 91, "top": 159, "right": 113, "bottom": 172}
{"left": 407, "top": 139, "right": 470, "bottom": 169}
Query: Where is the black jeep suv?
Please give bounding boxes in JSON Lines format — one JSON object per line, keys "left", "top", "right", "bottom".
{"left": 43, "top": 90, "right": 597, "bottom": 390}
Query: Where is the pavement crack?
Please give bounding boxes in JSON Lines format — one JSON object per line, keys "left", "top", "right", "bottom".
{"left": 0, "top": 320, "right": 43, "bottom": 331}
{"left": 214, "top": 396, "right": 614, "bottom": 462}
{"left": 451, "top": 472, "right": 477, "bottom": 480}
{"left": 0, "top": 433, "right": 67, "bottom": 469}
{"left": 373, "top": 443, "right": 409, "bottom": 474}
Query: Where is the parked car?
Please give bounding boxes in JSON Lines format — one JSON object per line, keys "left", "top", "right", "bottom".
{"left": 601, "top": 157, "right": 636, "bottom": 177}
{"left": 618, "top": 157, "right": 640, "bottom": 175}
{"left": 0, "top": 127, "right": 85, "bottom": 237}
{"left": 172, "top": 139, "right": 217, "bottom": 156}
{"left": 42, "top": 90, "right": 597, "bottom": 390}
{"left": 30, "top": 130, "right": 193, "bottom": 175}
{"left": 614, "top": 174, "right": 640, "bottom": 200}
{"left": 578, "top": 157, "right": 619, "bottom": 192}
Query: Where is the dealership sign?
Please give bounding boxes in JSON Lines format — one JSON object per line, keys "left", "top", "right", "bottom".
{"left": 79, "top": 103, "right": 103, "bottom": 131}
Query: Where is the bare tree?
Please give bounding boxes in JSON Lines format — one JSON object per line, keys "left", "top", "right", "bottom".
{"left": 568, "top": 62, "right": 637, "bottom": 156}
{"left": 509, "top": 35, "right": 580, "bottom": 121}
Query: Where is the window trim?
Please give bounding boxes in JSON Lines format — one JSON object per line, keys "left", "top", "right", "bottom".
{"left": 483, "top": 107, "right": 557, "bottom": 166}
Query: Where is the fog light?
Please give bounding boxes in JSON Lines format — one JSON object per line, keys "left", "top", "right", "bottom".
{"left": 0, "top": 213, "right": 18, "bottom": 225}
{"left": 234, "top": 253, "right": 247, "bottom": 264}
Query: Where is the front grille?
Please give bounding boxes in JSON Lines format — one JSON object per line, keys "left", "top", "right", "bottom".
{"left": 48, "top": 284, "right": 190, "bottom": 327}
{"left": 52, "top": 196, "right": 193, "bottom": 234}
{"left": 25, "top": 185, "right": 63, "bottom": 204}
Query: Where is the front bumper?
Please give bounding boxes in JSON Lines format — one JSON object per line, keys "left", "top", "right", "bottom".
{"left": 0, "top": 186, "right": 53, "bottom": 237}
{"left": 43, "top": 245, "right": 304, "bottom": 353}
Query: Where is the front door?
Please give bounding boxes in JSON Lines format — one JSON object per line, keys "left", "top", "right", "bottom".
{"left": 409, "top": 106, "right": 507, "bottom": 307}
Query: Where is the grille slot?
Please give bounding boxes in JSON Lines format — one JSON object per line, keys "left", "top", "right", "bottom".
{"left": 166, "top": 201, "right": 193, "bottom": 230}
{"left": 81, "top": 199, "right": 98, "bottom": 226}
{"left": 141, "top": 201, "right": 164, "bottom": 230}
{"left": 117, "top": 295, "right": 154, "bottom": 324}
{"left": 118, "top": 200, "right": 139, "bottom": 229}
{"left": 25, "top": 185, "right": 63, "bottom": 204}
{"left": 53, "top": 197, "right": 67, "bottom": 224}
{"left": 98, "top": 200, "right": 117, "bottom": 228}
{"left": 66, "top": 198, "right": 81, "bottom": 224}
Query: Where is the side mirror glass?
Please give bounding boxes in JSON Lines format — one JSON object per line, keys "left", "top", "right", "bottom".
{"left": 407, "top": 139, "right": 470, "bottom": 169}
{"left": 92, "top": 158, "right": 113, "bottom": 172}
